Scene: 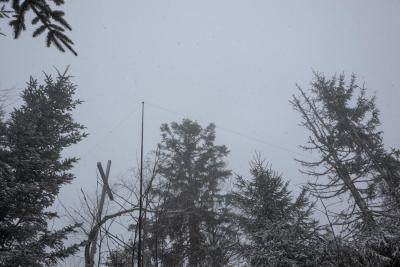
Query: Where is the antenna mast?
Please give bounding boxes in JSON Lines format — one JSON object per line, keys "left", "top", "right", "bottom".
{"left": 137, "top": 101, "right": 144, "bottom": 267}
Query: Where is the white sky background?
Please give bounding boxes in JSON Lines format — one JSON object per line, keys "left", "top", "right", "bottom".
{"left": 1, "top": 0, "right": 400, "bottom": 252}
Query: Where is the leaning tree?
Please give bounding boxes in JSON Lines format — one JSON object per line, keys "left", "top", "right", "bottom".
{"left": 292, "top": 72, "right": 400, "bottom": 265}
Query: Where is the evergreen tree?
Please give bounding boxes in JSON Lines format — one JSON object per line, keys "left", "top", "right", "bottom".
{"left": 0, "top": 0, "right": 76, "bottom": 55}
{"left": 232, "top": 155, "right": 320, "bottom": 266}
{"left": 0, "top": 70, "right": 86, "bottom": 266}
{"left": 146, "top": 119, "right": 234, "bottom": 267}
{"left": 105, "top": 247, "right": 132, "bottom": 267}
{"left": 291, "top": 73, "right": 381, "bottom": 231}
{"left": 291, "top": 73, "right": 400, "bottom": 265}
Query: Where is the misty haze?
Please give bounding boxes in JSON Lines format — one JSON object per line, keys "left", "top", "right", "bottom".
{"left": 1, "top": 1, "right": 400, "bottom": 266}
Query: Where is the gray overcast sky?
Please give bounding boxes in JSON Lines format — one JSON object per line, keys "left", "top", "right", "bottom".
{"left": 1, "top": 0, "right": 400, "bottom": 206}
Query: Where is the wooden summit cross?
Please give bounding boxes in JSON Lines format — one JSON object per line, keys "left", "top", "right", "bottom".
{"left": 87, "top": 160, "right": 114, "bottom": 267}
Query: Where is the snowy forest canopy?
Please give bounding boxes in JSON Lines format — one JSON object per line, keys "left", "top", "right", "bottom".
{"left": 0, "top": 71, "right": 399, "bottom": 267}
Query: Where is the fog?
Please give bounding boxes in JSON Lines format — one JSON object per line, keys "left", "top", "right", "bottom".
{"left": 1, "top": 1, "right": 400, "bottom": 266}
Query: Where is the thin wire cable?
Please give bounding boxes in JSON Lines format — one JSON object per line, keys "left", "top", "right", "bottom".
{"left": 146, "top": 101, "right": 312, "bottom": 159}
{"left": 79, "top": 99, "right": 316, "bottom": 168}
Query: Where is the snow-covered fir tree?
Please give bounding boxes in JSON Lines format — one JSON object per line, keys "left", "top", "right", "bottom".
{"left": 292, "top": 73, "right": 400, "bottom": 266}
{"left": 145, "top": 119, "right": 235, "bottom": 267}
{"left": 231, "top": 155, "right": 321, "bottom": 266}
{"left": 0, "top": 71, "right": 86, "bottom": 266}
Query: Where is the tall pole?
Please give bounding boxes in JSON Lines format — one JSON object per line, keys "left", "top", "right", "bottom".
{"left": 138, "top": 101, "right": 144, "bottom": 267}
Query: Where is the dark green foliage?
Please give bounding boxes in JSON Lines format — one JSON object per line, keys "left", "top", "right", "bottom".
{"left": 0, "top": 70, "right": 86, "bottom": 266}
{"left": 146, "top": 119, "right": 234, "bottom": 267}
{"left": 292, "top": 72, "right": 400, "bottom": 266}
{"left": 94, "top": 72, "right": 400, "bottom": 266}
{"left": 232, "top": 156, "right": 321, "bottom": 266}
{"left": 0, "top": 0, "right": 76, "bottom": 55}
{"left": 291, "top": 73, "right": 384, "bottom": 230}
{"left": 0, "top": 4, "right": 11, "bottom": 36}
{"left": 105, "top": 247, "right": 133, "bottom": 267}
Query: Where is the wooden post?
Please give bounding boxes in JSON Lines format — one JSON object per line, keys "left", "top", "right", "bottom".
{"left": 88, "top": 160, "right": 112, "bottom": 267}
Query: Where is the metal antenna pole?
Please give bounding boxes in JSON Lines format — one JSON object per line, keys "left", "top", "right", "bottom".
{"left": 138, "top": 101, "right": 144, "bottom": 267}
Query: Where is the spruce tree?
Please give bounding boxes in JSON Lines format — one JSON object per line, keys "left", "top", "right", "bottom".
{"left": 291, "top": 73, "right": 382, "bottom": 231}
{"left": 232, "top": 155, "right": 320, "bottom": 266}
{"left": 146, "top": 119, "right": 234, "bottom": 267}
{"left": 0, "top": 0, "right": 76, "bottom": 55}
{"left": 0, "top": 70, "right": 86, "bottom": 266}
{"left": 292, "top": 73, "right": 400, "bottom": 265}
